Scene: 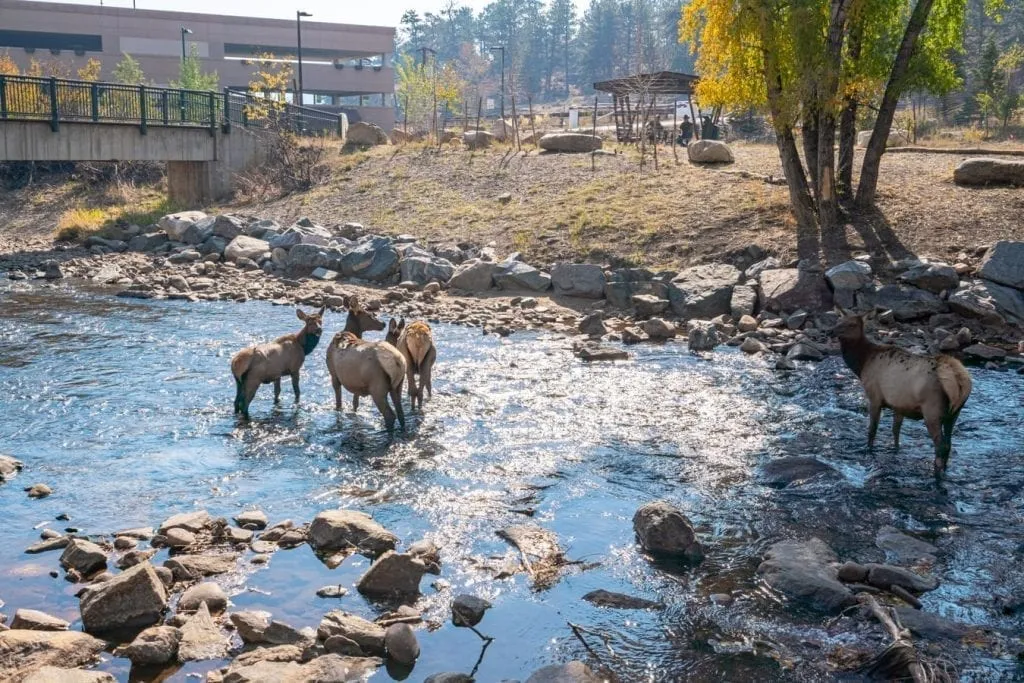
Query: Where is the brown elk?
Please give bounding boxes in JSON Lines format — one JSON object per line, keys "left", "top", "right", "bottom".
{"left": 326, "top": 331, "right": 407, "bottom": 430}
{"left": 342, "top": 294, "right": 386, "bottom": 338}
{"left": 386, "top": 318, "right": 436, "bottom": 410}
{"left": 231, "top": 307, "right": 324, "bottom": 420}
{"left": 834, "top": 312, "right": 972, "bottom": 475}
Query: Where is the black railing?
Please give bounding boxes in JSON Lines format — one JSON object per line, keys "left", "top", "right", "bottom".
{"left": 0, "top": 75, "right": 343, "bottom": 137}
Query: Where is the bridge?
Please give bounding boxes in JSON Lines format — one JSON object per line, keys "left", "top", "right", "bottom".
{"left": 0, "top": 75, "right": 346, "bottom": 205}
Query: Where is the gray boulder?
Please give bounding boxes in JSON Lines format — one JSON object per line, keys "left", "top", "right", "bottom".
{"left": 212, "top": 215, "right": 246, "bottom": 240}
{"left": 308, "top": 510, "right": 397, "bottom": 556}
{"left": 22, "top": 667, "right": 114, "bottom": 683}
{"left": 113, "top": 625, "right": 181, "bottom": 665}
{"left": 246, "top": 218, "right": 282, "bottom": 239}
{"left": 631, "top": 294, "right": 669, "bottom": 318}
{"left": 178, "top": 582, "right": 228, "bottom": 613}
{"left": 79, "top": 562, "right": 168, "bottom": 634}
{"left": 525, "top": 661, "right": 604, "bottom": 682}
{"left": 578, "top": 313, "right": 608, "bottom": 337}
{"left": 158, "top": 510, "right": 211, "bottom": 534}
{"left": 268, "top": 227, "right": 329, "bottom": 250}
{"left": 163, "top": 553, "right": 238, "bottom": 581}
{"left": 899, "top": 262, "right": 959, "bottom": 294}
{"left": 340, "top": 237, "right": 399, "bottom": 282}
{"left": 128, "top": 232, "right": 169, "bottom": 252}
{"left": 356, "top": 551, "right": 429, "bottom": 598}
{"left": 60, "top": 539, "right": 107, "bottom": 576}
{"left": 493, "top": 261, "right": 552, "bottom": 292}
{"left": 198, "top": 235, "right": 227, "bottom": 256}
{"left": 224, "top": 236, "right": 270, "bottom": 263}
{"left": 730, "top": 284, "right": 758, "bottom": 318}
{"left": 177, "top": 602, "right": 228, "bottom": 662}
{"left": 317, "top": 611, "right": 386, "bottom": 655}
{"left": 0, "top": 454, "right": 23, "bottom": 482}
{"left": 862, "top": 284, "right": 946, "bottom": 321}
{"left": 10, "top": 609, "right": 69, "bottom": 632}
{"left": 449, "top": 259, "right": 496, "bottom": 291}
{"left": 400, "top": 256, "right": 455, "bottom": 285}
{"left": 686, "top": 320, "right": 721, "bottom": 352}
{"left": 978, "top": 240, "right": 1024, "bottom": 290}
{"left": 687, "top": 140, "right": 734, "bottom": 163}
{"left": 757, "top": 538, "right": 855, "bottom": 613}
{"left": 181, "top": 216, "right": 215, "bottom": 245}
{"left": 347, "top": 121, "right": 390, "bottom": 146}
{"left": 551, "top": 263, "right": 606, "bottom": 298}
{"left": 384, "top": 623, "right": 419, "bottom": 665}
{"left": 632, "top": 501, "right": 703, "bottom": 561}
{"left": 463, "top": 130, "right": 495, "bottom": 149}
{"left": 667, "top": 264, "right": 741, "bottom": 319}
{"left": 538, "top": 133, "right": 602, "bottom": 153}
{"left": 759, "top": 268, "right": 830, "bottom": 313}
{"left": 0, "top": 630, "right": 107, "bottom": 681}
{"left": 159, "top": 211, "right": 207, "bottom": 241}
{"left": 953, "top": 158, "right": 1024, "bottom": 186}
{"left": 825, "top": 260, "right": 872, "bottom": 291}
{"left": 605, "top": 279, "right": 668, "bottom": 310}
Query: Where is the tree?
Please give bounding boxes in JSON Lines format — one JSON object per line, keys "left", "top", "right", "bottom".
{"left": 395, "top": 54, "right": 466, "bottom": 135}
{"left": 112, "top": 53, "right": 146, "bottom": 85}
{"left": 173, "top": 44, "right": 218, "bottom": 91}
{"left": 76, "top": 58, "right": 102, "bottom": 82}
{"left": 547, "top": 0, "right": 576, "bottom": 95}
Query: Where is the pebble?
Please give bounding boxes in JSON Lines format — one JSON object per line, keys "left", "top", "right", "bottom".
{"left": 316, "top": 585, "right": 348, "bottom": 599}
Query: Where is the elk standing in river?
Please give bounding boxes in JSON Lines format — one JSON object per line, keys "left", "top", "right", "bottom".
{"left": 342, "top": 294, "right": 386, "bottom": 339}
{"left": 326, "top": 330, "right": 406, "bottom": 430}
{"left": 386, "top": 318, "right": 436, "bottom": 410}
{"left": 231, "top": 306, "right": 324, "bottom": 420}
{"left": 834, "top": 312, "right": 972, "bottom": 476}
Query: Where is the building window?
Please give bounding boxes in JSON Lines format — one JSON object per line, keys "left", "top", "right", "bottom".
{"left": 0, "top": 30, "right": 103, "bottom": 52}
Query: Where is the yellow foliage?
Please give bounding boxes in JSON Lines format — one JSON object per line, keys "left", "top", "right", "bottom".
{"left": 0, "top": 50, "right": 18, "bottom": 75}
{"left": 246, "top": 53, "right": 294, "bottom": 121}
{"left": 76, "top": 58, "right": 102, "bottom": 82}
{"left": 55, "top": 207, "right": 107, "bottom": 241}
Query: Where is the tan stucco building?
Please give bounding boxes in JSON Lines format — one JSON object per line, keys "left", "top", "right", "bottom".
{"left": 0, "top": 0, "right": 395, "bottom": 129}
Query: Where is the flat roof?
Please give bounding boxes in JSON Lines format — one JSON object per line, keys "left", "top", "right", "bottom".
{"left": 0, "top": 0, "right": 395, "bottom": 34}
{"left": 593, "top": 71, "right": 700, "bottom": 96}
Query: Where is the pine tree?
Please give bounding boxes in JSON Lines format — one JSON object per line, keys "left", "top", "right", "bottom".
{"left": 112, "top": 54, "right": 146, "bottom": 85}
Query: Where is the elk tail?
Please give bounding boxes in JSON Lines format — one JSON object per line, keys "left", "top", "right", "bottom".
{"left": 937, "top": 356, "right": 972, "bottom": 415}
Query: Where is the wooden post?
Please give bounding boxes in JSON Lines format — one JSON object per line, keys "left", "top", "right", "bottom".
{"left": 672, "top": 96, "right": 678, "bottom": 163}
{"left": 475, "top": 96, "right": 482, "bottom": 134}
{"left": 510, "top": 88, "right": 521, "bottom": 151}
{"left": 49, "top": 77, "right": 59, "bottom": 132}
{"left": 528, "top": 94, "right": 538, "bottom": 150}
{"left": 691, "top": 93, "right": 702, "bottom": 140}
{"left": 403, "top": 93, "right": 408, "bottom": 134}
{"left": 591, "top": 95, "right": 597, "bottom": 172}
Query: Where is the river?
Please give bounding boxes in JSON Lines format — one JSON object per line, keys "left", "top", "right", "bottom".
{"left": 1, "top": 279, "right": 1022, "bottom": 681}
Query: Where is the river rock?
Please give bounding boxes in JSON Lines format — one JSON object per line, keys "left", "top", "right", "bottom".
{"left": 177, "top": 602, "right": 228, "bottom": 662}
{"left": 224, "top": 236, "right": 270, "bottom": 264}
{"left": 165, "top": 527, "right": 196, "bottom": 548}
{"left": 22, "top": 667, "right": 115, "bottom": 682}
{"left": 323, "top": 634, "right": 364, "bottom": 656}
{"left": 875, "top": 526, "right": 938, "bottom": 564}
{"left": 578, "top": 313, "right": 607, "bottom": 337}
{"left": 451, "top": 595, "right": 491, "bottom": 627}
{"left": 978, "top": 240, "right": 1024, "bottom": 290}
{"left": 667, "top": 264, "right": 740, "bottom": 319}
{"left": 551, "top": 263, "right": 606, "bottom": 298}
{"left": 862, "top": 284, "right": 945, "bottom": 321}
{"left": 60, "top": 539, "right": 107, "bottom": 576}
{"left": 113, "top": 625, "right": 181, "bottom": 665}
{"left": 740, "top": 337, "right": 768, "bottom": 354}
{"left": 159, "top": 510, "right": 211, "bottom": 534}
{"left": 493, "top": 260, "right": 552, "bottom": 292}
{"left": 686, "top": 320, "right": 720, "bottom": 352}
{"left": 25, "top": 536, "right": 70, "bottom": 554}
{"left": 0, "top": 630, "right": 107, "bottom": 679}
{"left": 400, "top": 255, "right": 455, "bottom": 286}
{"left": 0, "top": 454, "right": 23, "bottom": 481}
{"left": 632, "top": 501, "right": 703, "bottom": 561}
{"left": 574, "top": 343, "right": 629, "bottom": 361}
{"left": 826, "top": 260, "right": 873, "bottom": 291}
{"left": 340, "top": 237, "right": 399, "bottom": 282}
{"left": 893, "top": 607, "right": 970, "bottom": 641}
{"left": 159, "top": 211, "right": 207, "bottom": 242}
{"left": 10, "top": 609, "right": 69, "bottom": 631}
{"left": 525, "top": 661, "right": 603, "bottom": 682}
{"left": 641, "top": 317, "right": 677, "bottom": 340}
{"left": 356, "top": 551, "right": 429, "bottom": 598}
{"left": 308, "top": 510, "right": 397, "bottom": 556}
{"left": 865, "top": 564, "right": 938, "bottom": 593}
{"left": 538, "top": 133, "right": 602, "bottom": 153}
{"left": 582, "top": 589, "right": 664, "bottom": 610}
{"left": 424, "top": 675, "right": 475, "bottom": 683}
{"left": 198, "top": 235, "right": 228, "bottom": 257}
{"left": 117, "top": 549, "right": 156, "bottom": 569}
{"left": 448, "top": 259, "right": 496, "bottom": 291}
{"left": 27, "top": 483, "right": 52, "bottom": 498}
{"left": 731, "top": 284, "right": 758, "bottom": 318}
{"left": 231, "top": 610, "right": 313, "bottom": 648}
{"left": 178, "top": 582, "right": 228, "bottom": 613}
{"left": 164, "top": 553, "right": 238, "bottom": 581}
{"left": 463, "top": 130, "right": 496, "bottom": 149}
{"left": 631, "top": 294, "right": 669, "bottom": 318}
{"left": 348, "top": 121, "right": 390, "bottom": 146}
{"left": 948, "top": 280, "right": 1022, "bottom": 325}
{"left": 759, "top": 456, "right": 839, "bottom": 487}
{"left": 687, "top": 140, "right": 734, "bottom": 163}
{"left": 953, "top": 158, "right": 1024, "bottom": 186}
{"left": 899, "top": 262, "right": 959, "bottom": 294}
{"left": 786, "top": 342, "right": 824, "bottom": 362}
{"left": 317, "top": 611, "right": 386, "bottom": 655}
{"left": 757, "top": 538, "right": 855, "bottom": 613}
{"left": 962, "top": 343, "right": 1007, "bottom": 361}
{"left": 384, "top": 623, "right": 419, "bottom": 665}
{"left": 759, "top": 268, "right": 830, "bottom": 314}
{"left": 837, "top": 561, "right": 869, "bottom": 583}
{"left": 79, "top": 562, "right": 168, "bottom": 634}
{"left": 856, "top": 128, "right": 910, "bottom": 148}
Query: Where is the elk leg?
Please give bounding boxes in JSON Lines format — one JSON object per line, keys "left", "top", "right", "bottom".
{"left": 373, "top": 391, "right": 396, "bottom": 431}
{"left": 273, "top": 379, "right": 281, "bottom": 402}
{"left": 353, "top": 395, "right": 360, "bottom": 412}
{"left": 391, "top": 382, "right": 406, "bottom": 430}
{"left": 332, "top": 377, "right": 342, "bottom": 411}
{"left": 242, "top": 374, "right": 261, "bottom": 420}
{"left": 423, "top": 348, "right": 435, "bottom": 399}
{"left": 406, "top": 366, "right": 418, "bottom": 410}
{"left": 924, "top": 412, "right": 945, "bottom": 475}
{"left": 234, "top": 376, "right": 245, "bottom": 414}
{"left": 291, "top": 373, "right": 300, "bottom": 403}
{"left": 867, "top": 401, "right": 882, "bottom": 450}
{"left": 892, "top": 413, "right": 904, "bottom": 450}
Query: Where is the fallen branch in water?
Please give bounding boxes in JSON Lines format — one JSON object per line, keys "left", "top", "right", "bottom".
{"left": 857, "top": 595, "right": 954, "bottom": 683}
{"left": 567, "top": 621, "right": 605, "bottom": 665}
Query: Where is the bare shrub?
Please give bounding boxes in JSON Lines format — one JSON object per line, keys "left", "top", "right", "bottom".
{"left": 236, "top": 128, "right": 331, "bottom": 201}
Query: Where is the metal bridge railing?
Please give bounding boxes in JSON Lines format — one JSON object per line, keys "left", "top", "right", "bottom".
{"left": 0, "top": 75, "right": 343, "bottom": 138}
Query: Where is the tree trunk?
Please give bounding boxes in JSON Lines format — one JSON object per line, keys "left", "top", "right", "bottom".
{"left": 856, "top": 0, "right": 937, "bottom": 208}
{"left": 816, "top": 0, "right": 851, "bottom": 232}
{"left": 838, "top": 25, "right": 863, "bottom": 202}
{"left": 803, "top": 104, "right": 820, "bottom": 199}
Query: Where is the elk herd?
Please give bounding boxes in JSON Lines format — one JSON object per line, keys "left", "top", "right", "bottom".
{"left": 229, "top": 299, "right": 974, "bottom": 479}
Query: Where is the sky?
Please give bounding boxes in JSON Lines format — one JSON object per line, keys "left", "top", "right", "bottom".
{"left": 30, "top": 0, "right": 492, "bottom": 31}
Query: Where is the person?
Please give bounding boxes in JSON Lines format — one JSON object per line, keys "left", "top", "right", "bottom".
{"left": 677, "top": 115, "right": 694, "bottom": 146}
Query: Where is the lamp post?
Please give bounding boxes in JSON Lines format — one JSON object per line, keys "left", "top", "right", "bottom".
{"left": 180, "top": 27, "right": 192, "bottom": 63}
{"left": 489, "top": 45, "right": 505, "bottom": 121}
{"left": 296, "top": 11, "right": 312, "bottom": 106}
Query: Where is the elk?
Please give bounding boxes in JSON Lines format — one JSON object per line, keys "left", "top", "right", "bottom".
{"left": 326, "top": 330, "right": 406, "bottom": 430}
{"left": 342, "top": 294, "right": 386, "bottom": 339}
{"left": 231, "top": 306, "right": 324, "bottom": 420}
{"left": 386, "top": 318, "right": 436, "bottom": 410}
{"left": 833, "top": 312, "right": 972, "bottom": 476}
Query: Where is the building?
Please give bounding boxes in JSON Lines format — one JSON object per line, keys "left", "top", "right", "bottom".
{"left": 0, "top": 0, "right": 395, "bottom": 130}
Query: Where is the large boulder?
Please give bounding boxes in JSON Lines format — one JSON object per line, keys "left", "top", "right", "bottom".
{"left": 687, "top": 140, "right": 734, "bottom": 163}
{"left": 862, "top": 284, "right": 946, "bottom": 321}
{"left": 667, "top": 264, "right": 741, "bottom": 319}
{"left": 953, "top": 158, "right": 1024, "bottom": 186}
{"left": 79, "top": 562, "right": 168, "bottom": 634}
{"left": 268, "top": 225, "right": 331, "bottom": 251}
{"left": 856, "top": 129, "right": 910, "bottom": 148}
{"left": 10, "top": 610, "right": 69, "bottom": 632}
{"left": 286, "top": 244, "right": 342, "bottom": 274}
{"left": 400, "top": 256, "right": 455, "bottom": 285}
{"left": 825, "top": 260, "right": 873, "bottom": 292}
{"left": 757, "top": 538, "right": 856, "bottom": 613}
{"left": 1, "top": 454, "right": 24, "bottom": 482}
{"left": 128, "top": 232, "right": 170, "bottom": 252}
{"left": 759, "top": 268, "right": 830, "bottom": 313}
{"left": 538, "top": 133, "right": 602, "bottom": 153}
{"left": 22, "top": 667, "right": 114, "bottom": 682}
{"left": 493, "top": 261, "right": 552, "bottom": 292}
{"left": 213, "top": 215, "right": 247, "bottom": 241}
{"left": 178, "top": 582, "right": 228, "bottom": 613}
{"left": 0, "top": 630, "right": 107, "bottom": 679}
{"left": 899, "top": 262, "right": 959, "bottom": 294}
{"left": 308, "top": 510, "right": 397, "bottom": 556}
{"left": 60, "top": 539, "right": 107, "bottom": 576}
{"left": 224, "top": 236, "right": 270, "bottom": 264}
{"left": 356, "top": 551, "right": 430, "bottom": 598}
{"left": 181, "top": 216, "right": 215, "bottom": 246}
{"left": 448, "top": 259, "right": 496, "bottom": 291}
{"left": 632, "top": 501, "right": 703, "bottom": 562}
{"left": 113, "top": 625, "right": 181, "bottom": 665}
{"left": 491, "top": 119, "right": 515, "bottom": 141}
{"left": 339, "top": 237, "right": 399, "bottom": 282}
{"left": 604, "top": 270, "right": 668, "bottom": 309}
{"left": 158, "top": 211, "right": 207, "bottom": 241}
{"left": 317, "top": 611, "right": 386, "bottom": 655}
{"left": 463, "top": 131, "right": 496, "bottom": 150}
{"left": 730, "top": 284, "right": 758, "bottom": 318}
{"left": 525, "top": 661, "right": 604, "bottom": 682}
{"left": 978, "top": 241, "right": 1024, "bottom": 290}
{"left": 347, "top": 121, "right": 389, "bottom": 146}
{"left": 177, "top": 602, "right": 229, "bottom": 662}
{"left": 551, "top": 263, "right": 606, "bottom": 299}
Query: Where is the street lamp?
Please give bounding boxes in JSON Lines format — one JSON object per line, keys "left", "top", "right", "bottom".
{"left": 180, "top": 27, "right": 192, "bottom": 63}
{"left": 296, "top": 11, "right": 313, "bottom": 106}
{"left": 489, "top": 45, "right": 505, "bottom": 121}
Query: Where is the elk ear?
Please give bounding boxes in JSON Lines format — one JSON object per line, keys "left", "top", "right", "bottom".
{"left": 297, "top": 309, "right": 308, "bottom": 321}
{"left": 388, "top": 318, "right": 397, "bottom": 332}
{"left": 399, "top": 318, "right": 406, "bottom": 330}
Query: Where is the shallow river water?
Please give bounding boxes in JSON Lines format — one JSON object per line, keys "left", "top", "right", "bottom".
{"left": 1, "top": 280, "right": 1022, "bottom": 682}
